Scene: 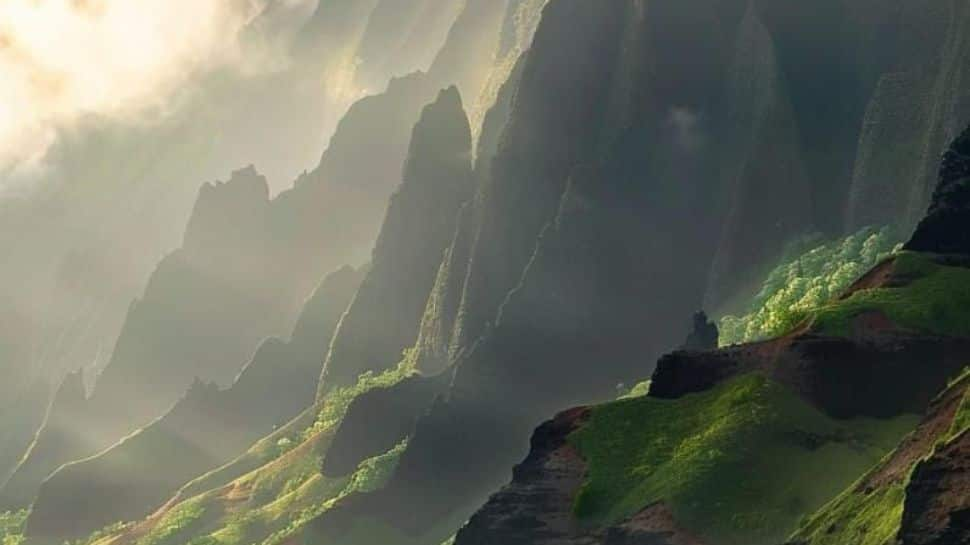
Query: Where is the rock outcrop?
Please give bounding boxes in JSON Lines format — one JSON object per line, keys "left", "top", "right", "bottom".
{"left": 906, "top": 125, "right": 970, "bottom": 255}
{"left": 681, "top": 311, "right": 719, "bottom": 351}
{"left": 899, "top": 430, "right": 970, "bottom": 545}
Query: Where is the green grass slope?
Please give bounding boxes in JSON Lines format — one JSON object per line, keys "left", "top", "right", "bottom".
{"left": 809, "top": 252, "right": 970, "bottom": 338}
{"left": 567, "top": 374, "right": 918, "bottom": 545}
{"left": 789, "top": 371, "right": 969, "bottom": 545}
{"left": 77, "top": 365, "right": 417, "bottom": 545}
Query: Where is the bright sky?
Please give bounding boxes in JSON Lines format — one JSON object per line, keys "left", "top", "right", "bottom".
{"left": 0, "top": 0, "right": 297, "bottom": 180}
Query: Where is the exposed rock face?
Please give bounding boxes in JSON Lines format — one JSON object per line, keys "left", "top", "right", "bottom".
{"left": 453, "top": 407, "right": 705, "bottom": 545}
{"left": 408, "top": 56, "right": 525, "bottom": 376}
{"left": 704, "top": 2, "right": 813, "bottom": 308}
{"left": 681, "top": 311, "right": 719, "bottom": 351}
{"left": 907, "top": 125, "right": 970, "bottom": 255}
{"left": 22, "top": 266, "right": 363, "bottom": 542}
{"left": 319, "top": 87, "right": 474, "bottom": 392}
{"left": 899, "top": 430, "right": 970, "bottom": 545}
{"left": 453, "top": 407, "right": 593, "bottom": 545}
{"left": 652, "top": 329, "right": 970, "bottom": 420}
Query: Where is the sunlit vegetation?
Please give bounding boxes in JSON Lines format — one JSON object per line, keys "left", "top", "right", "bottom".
{"left": 617, "top": 380, "right": 651, "bottom": 399}
{"left": 792, "top": 482, "right": 906, "bottom": 545}
{"left": 307, "top": 362, "right": 418, "bottom": 438}
{"left": 809, "top": 251, "right": 970, "bottom": 338}
{"left": 0, "top": 510, "right": 26, "bottom": 545}
{"left": 84, "top": 363, "right": 419, "bottom": 545}
{"left": 949, "top": 382, "right": 969, "bottom": 441}
{"left": 70, "top": 521, "right": 134, "bottom": 545}
{"left": 719, "top": 226, "right": 900, "bottom": 345}
{"left": 137, "top": 500, "right": 206, "bottom": 545}
{"left": 568, "top": 374, "right": 917, "bottom": 545}
{"left": 790, "top": 373, "right": 969, "bottom": 545}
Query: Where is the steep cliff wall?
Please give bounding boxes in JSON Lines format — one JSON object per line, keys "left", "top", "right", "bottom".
{"left": 319, "top": 87, "right": 474, "bottom": 392}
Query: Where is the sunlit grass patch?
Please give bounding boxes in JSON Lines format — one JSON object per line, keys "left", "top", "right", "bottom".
{"left": 568, "top": 374, "right": 917, "bottom": 545}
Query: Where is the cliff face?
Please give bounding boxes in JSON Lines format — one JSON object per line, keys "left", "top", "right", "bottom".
{"left": 319, "top": 87, "right": 474, "bottom": 392}
{"left": 304, "top": 2, "right": 970, "bottom": 540}
{"left": 899, "top": 429, "right": 970, "bottom": 545}
{"left": 906, "top": 124, "right": 970, "bottom": 255}
{"left": 21, "top": 267, "right": 363, "bottom": 542}
{"left": 14, "top": 2, "right": 970, "bottom": 545}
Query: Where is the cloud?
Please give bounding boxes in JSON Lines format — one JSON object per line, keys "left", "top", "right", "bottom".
{"left": 0, "top": 0, "right": 304, "bottom": 182}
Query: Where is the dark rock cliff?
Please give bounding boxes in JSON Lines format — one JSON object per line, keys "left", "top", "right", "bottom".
{"left": 681, "top": 311, "right": 719, "bottom": 351}
{"left": 899, "top": 430, "right": 970, "bottom": 545}
{"left": 319, "top": 87, "right": 474, "bottom": 392}
{"left": 906, "top": 124, "right": 970, "bottom": 255}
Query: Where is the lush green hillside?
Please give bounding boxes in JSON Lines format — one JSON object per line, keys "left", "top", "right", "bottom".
{"left": 568, "top": 374, "right": 917, "bottom": 545}
{"left": 790, "top": 370, "right": 969, "bottom": 545}
{"left": 79, "top": 364, "right": 416, "bottom": 545}
{"left": 809, "top": 252, "right": 970, "bottom": 338}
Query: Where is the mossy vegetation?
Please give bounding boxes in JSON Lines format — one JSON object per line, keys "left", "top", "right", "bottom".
{"left": 809, "top": 251, "right": 970, "bottom": 338}
{"left": 617, "top": 380, "right": 651, "bottom": 399}
{"left": 85, "top": 363, "right": 418, "bottom": 545}
{"left": 792, "top": 480, "right": 906, "bottom": 545}
{"left": 568, "top": 374, "right": 917, "bottom": 545}
{"left": 790, "top": 374, "right": 969, "bottom": 545}
{"left": 137, "top": 501, "right": 207, "bottom": 545}
{"left": 949, "top": 386, "right": 969, "bottom": 441}
{"left": 0, "top": 510, "right": 26, "bottom": 545}
{"left": 719, "top": 226, "right": 899, "bottom": 345}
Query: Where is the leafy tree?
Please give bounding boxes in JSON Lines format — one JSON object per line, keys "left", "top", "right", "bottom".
{"left": 719, "top": 226, "right": 900, "bottom": 345}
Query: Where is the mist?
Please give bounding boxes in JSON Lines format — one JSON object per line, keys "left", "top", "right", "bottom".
{"left": 0, "top": 0, "right": 316, "bottom": 191}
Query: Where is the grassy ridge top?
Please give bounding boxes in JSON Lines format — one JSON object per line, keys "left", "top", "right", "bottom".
{"left": 809, "top": 252, "right": 970, "bottom": 338}
{"left": 568, "top": 374, "right": 917, "bottom": 545}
